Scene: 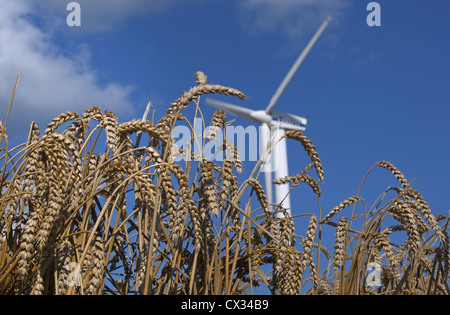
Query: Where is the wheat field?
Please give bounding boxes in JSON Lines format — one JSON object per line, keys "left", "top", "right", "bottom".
{"left": 0, "top": 72, "right": 448, "bottom": 295}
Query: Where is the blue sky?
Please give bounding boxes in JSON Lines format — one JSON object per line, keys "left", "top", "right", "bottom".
{"left": 1, "top": 0, "right": 449, "bottom": 259}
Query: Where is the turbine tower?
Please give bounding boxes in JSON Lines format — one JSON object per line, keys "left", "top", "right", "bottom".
{"left": 206, "top": 17, "right": 331, "bottom": 218}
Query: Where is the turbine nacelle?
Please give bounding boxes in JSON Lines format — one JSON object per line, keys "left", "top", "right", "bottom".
{"left": 250, "top": 110, "right": 272, "bottom": 125}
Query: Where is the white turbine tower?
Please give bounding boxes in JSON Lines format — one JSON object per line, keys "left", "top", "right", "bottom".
{"left": 206, "top": 17, "right": 331, "bottom": 219}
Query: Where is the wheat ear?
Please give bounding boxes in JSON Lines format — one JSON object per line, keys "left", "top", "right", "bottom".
{"left": 376, "top": 161, "right": 409, "bottom": 188}
{"left": 283, "top": 130, "right": 324, "bottom": 183}
{"left": 274, "top": 174, "right": 321, "bottom": 196}
{"left": 320, "top": 196, "right": 362, "bottom": 224}
{"left": 333, "top": 217, "right": 347, "bottom": 293}
{"left": 302, "top": 215, "right": 318, "bottom": 290}
{"left": 247, "top": 178, "right": 270, "bottom": 216}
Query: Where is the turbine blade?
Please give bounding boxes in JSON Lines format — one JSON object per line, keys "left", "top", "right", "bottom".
{"left": 265, "top": 16, "right": 331, "bottom": 114}
{"left": 205, "top": 98, "right": 259, "bottom": 123}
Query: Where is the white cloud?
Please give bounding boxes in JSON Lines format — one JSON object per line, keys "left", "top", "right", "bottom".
{"left": 238, "top": 0, "right": 348, "bottom": 40}
{"left": 350, "top": 46, "right": 384, "bottom": 66}
{"left": 0, "top": 0, "right": 135, "bottom": 138}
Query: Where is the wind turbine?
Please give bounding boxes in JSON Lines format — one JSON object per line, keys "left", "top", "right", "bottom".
{"left": 206, "top": 17, "right": 331, "bottom": 219}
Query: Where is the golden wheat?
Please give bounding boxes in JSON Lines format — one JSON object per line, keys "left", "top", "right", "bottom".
{"left": 333, "top": 216, "right": 347, "bottom": 293}
{"left": 0, "top": 72, "right": 448, "bottom": 295}
{"left": 302, "top": 215, "right": 319, "bottom": 291}
{"left": 320, "top": 196, "right": 363, "bottom": 224}
{"left": 283, "top": 130, "right": 324, "bottom": 183}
